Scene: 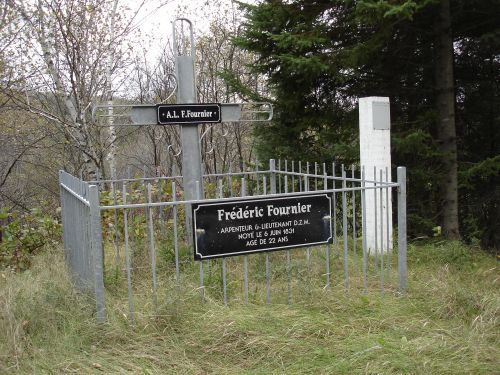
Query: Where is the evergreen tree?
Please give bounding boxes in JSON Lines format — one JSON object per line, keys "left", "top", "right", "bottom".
{"left": 231, "top": 0, "right": 499, "bottom": 248}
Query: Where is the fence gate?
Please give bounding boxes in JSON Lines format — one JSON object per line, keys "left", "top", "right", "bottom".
{"left": 59, "top": 160, "right": 407, "bottom": 322}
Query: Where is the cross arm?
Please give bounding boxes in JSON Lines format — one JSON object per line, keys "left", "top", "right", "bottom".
{"left": 92, "top": 102, "right": 273, "bottom": 126}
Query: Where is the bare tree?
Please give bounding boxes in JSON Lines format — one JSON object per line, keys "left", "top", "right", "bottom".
{"left": 195, "top": 15, "right": 267, "bottom": 175}
{"left": 124, "top": 44, "right": 179, "bottom": 177}
{"left": 5, "top": 0, "right": 145, "bottom": 180}
{"left": 105, "top": 0, "right": 119, "bottom": 180}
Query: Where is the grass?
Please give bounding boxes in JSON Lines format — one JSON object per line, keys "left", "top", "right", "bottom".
{"left": 0, "top": 241, "right": 498, "bottom": 374}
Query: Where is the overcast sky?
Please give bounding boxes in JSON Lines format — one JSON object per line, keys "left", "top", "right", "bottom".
{"left": 127, "top": 0, "right": 252, "bottom": 59}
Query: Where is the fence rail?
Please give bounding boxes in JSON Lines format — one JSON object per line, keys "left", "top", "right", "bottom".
{"left": 59, "top": 160, "right": 407, "bottom": 322}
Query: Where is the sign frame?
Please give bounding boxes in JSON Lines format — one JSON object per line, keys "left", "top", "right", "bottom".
{"left": 157, "top": 103, "right": 221, "bottom": 125}
{"left": 192, "top": 193, "right": 332, "bottom": 260}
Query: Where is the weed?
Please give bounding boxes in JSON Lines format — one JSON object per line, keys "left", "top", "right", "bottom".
{"left": 0, "top": 241, "right": 498, "bottom": 373}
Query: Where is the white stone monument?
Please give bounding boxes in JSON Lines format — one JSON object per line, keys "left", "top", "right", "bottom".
{"left": 359, "top": 97, "right": 393, "bottom": 254}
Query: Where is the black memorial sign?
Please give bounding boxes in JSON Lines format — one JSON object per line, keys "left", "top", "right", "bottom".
{"left": 157, "top": 103, "right": 221, "bottom": 125}
{"left": 193, "top": 194, "right": 332, "bottom": 260}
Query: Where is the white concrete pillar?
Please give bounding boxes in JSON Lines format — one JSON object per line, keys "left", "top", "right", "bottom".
{"left": 359, "top": 97, "right": 393, "bottom": 253}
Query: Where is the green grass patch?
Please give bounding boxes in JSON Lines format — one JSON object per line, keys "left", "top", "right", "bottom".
{"left": 0, "top": 241, "right": 498, "bottom": 373}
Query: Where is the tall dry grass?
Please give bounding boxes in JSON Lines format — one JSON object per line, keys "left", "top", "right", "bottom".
{"left": 0, "top": 242, "right": 498, "bottom": 373}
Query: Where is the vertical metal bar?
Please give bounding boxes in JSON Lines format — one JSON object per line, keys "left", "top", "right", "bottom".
{"left": 85, "top": 182, "right": 91, "bottom": 285}
{"left": 291, "top": 161, "right": 295, "bottom": 192}
{"left": 361, "top": 167, "right": 367, "bottom": 293}
{"left": 397, "top": 167, "right": 407, "bottom": 293}
{"left": 241, "top": 178, "right": 248, "bottom": 304}
{"left": 199, "top": 232, "right": 204, "bottom": 301}
{"left": 112, "top": 181, "right": 119, "bottom": 267}
{"left": 58, "top": 171, "right": 67, "bottom": 263}
{"left": 158, "top": 179, "right": 165, "bottom": 239}
{"left": 69, "top": 174, "right": 75, "bottom": 280}
{"left": 286, "top": 250, "right": 291, "bottom": 304}
{"left": 84, "top": 181, "right": 90, "bottom": 284}
{"left": 63, "top": 173, "right": 69, "bottom": 267}
{"left": 196, "top": 181, "right": 204, "bottom": 303}
{"left": 76, "top": 180, "right": 82, "bottom": 282}
{"left": 256, "top": 159, "right": 260, "bottom": 194}
{"left": 263, "top": 176, "right": 270, "bottom": 304}
{"left": 86, "top": 182, "right": 91, "bottom": 285}
{"left": 147, "top": 184, "right": 158, "bottom": 309}
{"left": 64, "top": 173, "right": 72, "bottom": 277}
{"left": 244, "top": 255, "right": 249, "bottom": 304}
{"left": 322, "top": 163, "right": 327, "bottom": 190}
{"left": 315, "top": 162, "right": 318, "bottom": 191}
{"left": 172, "top": 181, "right": 180, "bottom": 287}
{"left": 229, "top": 162, "right": 234, "bottom": 197}
{"left": 284, "top": 160, "right": 288, "bottom": 194}
{"left": 143, "top": 173, "right": 149, "bottom": 235}
{"left": 222, "top": 257, "right": 227, "bottom": 305}
{"left": 284, "top": 161, "right": 291, "bottom": 303}
{"left": 332, "top": 162, "right": 337, "bottom": 250}
{"left": 72, "top": 176, "right": 78, "bottom": 278}
{"left": 269, "top": 159, "right": 276, "bottom": 194}
{"left": 172, "top": 163, "right": 177, "bottom": 181}
{"left": 352, "top": 165, "right": 356, "bottom": 271}
{"left": 86, "top": 183, "right": 91, "bottom": 285}
{"left": 298, "top": 161, "right": 302, "bottom": 192}
{"left": 122, "top": 182, "right": 135, "bottom": 321}
{"left": 220, "top": 181, "right": 227, "bottom": 305}
{"left": 386, "top": 166, "right": 391, "bottom": 283}
{"left": 379, "top": 170, "right": 384, "bottom": 295}
{"left": 72, "top": 175, "right": 77, "bottom": 280}
{"left": 89, "top": 184, "right": 106, "bottom": 322}
{"left": 374, "top": 166, "right": 378, "bottom": 270}
{"left": 175, "top": 28, "right": 203, "bottom": 245}
{"left": 305, "top": 162, "right": 309, "bottom": 192}
{"left": 278, "top": 159, "right": 282, "bottom": 193}
{"left": 79, "top": 180, "right": 86, "bottom": 283}
{"left": 324, "top": 171, "right": 330, "bottom": 290}
{"left": 342, "top": 169, "right": 349, "bottom": 290}
{"left": 85, "top": 181, "right": 90, "bottom": 284}
{"left": 266, "top": 253, "right": 270, "bottom": 305}
{"left": 60, "top": 173, "right": 66, "bottom": 261}
{"left": 305, "top": 164, "right": 310, "bottom": 271}
{"left": 71, "top": 175, "right": 76, "bottom": 280}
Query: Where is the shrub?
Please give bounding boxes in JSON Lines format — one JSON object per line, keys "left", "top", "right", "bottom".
{"left": 0, "top": 209, "right": 61, "bottom": 271}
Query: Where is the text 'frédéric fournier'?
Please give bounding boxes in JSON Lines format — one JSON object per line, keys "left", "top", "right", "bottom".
{"left": 217, "top": 203, "right": 312, "bottom": 222}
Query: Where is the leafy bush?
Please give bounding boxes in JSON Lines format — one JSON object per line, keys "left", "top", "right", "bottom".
{"left": 0, "top": 209, "right": 61, "bottom": 271}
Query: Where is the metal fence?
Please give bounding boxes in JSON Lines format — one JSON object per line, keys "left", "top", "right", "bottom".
{"left": 59, "top": 171, "right": 105, "bottom": 321}
{"left": 59, "top": 160, "right": 407, "bottom": 322}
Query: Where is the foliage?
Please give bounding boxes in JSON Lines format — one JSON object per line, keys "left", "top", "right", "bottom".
{"left": 231, "top": 0, "right": 499, "bottom": 249}
{"left": 0, "top": 209, "right": 61, "bottom": 272}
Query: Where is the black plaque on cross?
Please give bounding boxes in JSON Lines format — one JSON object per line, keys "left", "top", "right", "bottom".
{"left": 157, "top": 103, "right": 221, "bottom": 125}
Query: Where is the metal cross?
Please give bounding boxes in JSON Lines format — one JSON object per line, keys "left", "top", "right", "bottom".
{"left": 92, "top": 18, "right": 273, "bottom": 241}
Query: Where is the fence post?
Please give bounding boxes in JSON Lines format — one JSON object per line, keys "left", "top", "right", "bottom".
{"left": 89, "top": 184, "right": 106, "bottom": 322}
{"left": 269, "top": 158, "right": 276, "bottom": 194}
{"left": 59, "top": 171, "right": 68, "bottom": 260}
{"left": 397, "top": 167, "right": 407, "bottom": 293}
